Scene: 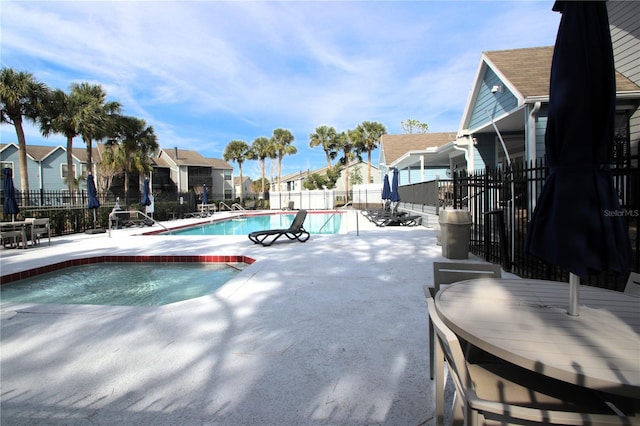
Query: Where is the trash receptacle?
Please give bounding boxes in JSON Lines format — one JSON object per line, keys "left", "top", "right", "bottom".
{"left": 438, "top": 209, "right": 472, "bottom": 259}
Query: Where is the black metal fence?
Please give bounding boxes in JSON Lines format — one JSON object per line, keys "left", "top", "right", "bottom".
{"left": 452, "top": 157, "right": 639, "bottom": 291}
{"left": 0, "top": 189, "right": 247, "bottom": 236}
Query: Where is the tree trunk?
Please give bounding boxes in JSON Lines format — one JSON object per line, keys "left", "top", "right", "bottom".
{"left": 345, "top": 162, "right": 350, "bottom": 202}
{"left": 14, "top": 117, "right": 30, "bottom": 200}
{"left": 277, "top": 156, "right": 282, "bottom": 192}
{"left": 239, "top": 163, "right": 244, "bottom": 201}
{"left": 66, "top": 136, "right": 74, "bottom": 194}
{"left": 260, "top": 159, "right": 266, "bottom": 199}
{"left": 85, "top": 136, "right": 93, "bottom": 175}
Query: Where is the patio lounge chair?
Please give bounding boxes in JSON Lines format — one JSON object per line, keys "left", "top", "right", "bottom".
{"left": 248, "top": 209, "right": 310, "bottom": 247}
{"left": 378, "top": 214, "right": 422, "bottom": 227}
{"left": 425, "top": 297, "right": 635, "bottom": 425}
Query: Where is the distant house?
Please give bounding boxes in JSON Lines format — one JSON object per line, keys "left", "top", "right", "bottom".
{"left": 233, "top": 176, "right": 252, "bottom": 198}
{"left": 457, "top": 45, "right": 639, "bottom": 173}
{"left": 378, "top": 132, "right": 458, "bottom": 185}
{"left": 151, "top": 147, "right": 234, "bottom": 199}
{"left": 1, "top": 143, "right": 93, "bottom": 192}
{"left": 385, "top": 2, "right": 639, "bottom": 188}
{"left": 277, "top": 160, "right": 381, "bottom": 193}
{"left": 1, "top": 143, "right": 235, "bottom": 201}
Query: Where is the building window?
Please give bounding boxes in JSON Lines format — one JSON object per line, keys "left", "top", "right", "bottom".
{"left": 1, "top": 162, "right": 13, "bottom": 172}
{"left": 613, "top": 111, "right": 630, "bottom": 167}
{"left": 81, "top": 164, "right": 88, "bottom": 178}
{"left": 224, "top": 170, "right": 232, "bottom": 181}
{"left": 61, "top": 164, "right": 77, "bottom": 179}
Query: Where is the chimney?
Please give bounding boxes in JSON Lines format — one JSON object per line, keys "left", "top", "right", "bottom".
{"left": 174, "top": 147, "right": 179, "bottom": 159}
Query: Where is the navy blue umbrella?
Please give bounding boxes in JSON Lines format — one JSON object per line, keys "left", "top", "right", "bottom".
{"left": 141, "top": 178, "right": 152, "bottom": 207}
{"left": 202, "top": 183, "right": 208, "bottom": 205}
{"left": 526, "top": 1, "right": 631, "bottom": 315}
{"left": 381, "top": 174, "right": 391, "bottom": 207}
{"left": 3, "top": 168, "right": 19, "bottom": 221}
{"left": 389, "top": 168, "right": 400, "bottom": 203}
{"left": 87, "top": 174, "right": 100, "bottom": 228}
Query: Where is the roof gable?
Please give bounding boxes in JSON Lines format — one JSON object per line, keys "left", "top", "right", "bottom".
{"left": 161, "top": 147, "right": 209, "bottom": 166}
{"left": 485, "top": 46, "right": 639, "bottom": 98}
{"left": 380, "top": 133, "right": 457, "bottom": 165}
{"left": 461, "top": 46, "right": 640, "bottom": 133}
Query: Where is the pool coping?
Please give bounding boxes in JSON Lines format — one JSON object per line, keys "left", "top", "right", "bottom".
{"left": 0, "top": 254, "right": 256, "bottom": 285}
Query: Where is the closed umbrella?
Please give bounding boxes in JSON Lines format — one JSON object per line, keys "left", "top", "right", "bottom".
{"left": 381, "top": 174, "right": 391, "bottom": 209}
{"left": 202, "top": 183, "right": 208, "bottom": 205}
{"left": 526, "top": 1, "right": 631, "bottom": 315}
{"left": 389, "top": 168, "right": 400, "bottom": 203}
{"left": 3, "top": 168, "right": 19, "bottom": 221}
{"left": 141, "top": 178, "right": 152, "bottom": 208}
{"left": 87, "top": 174, "right": 100, "bottom": 228}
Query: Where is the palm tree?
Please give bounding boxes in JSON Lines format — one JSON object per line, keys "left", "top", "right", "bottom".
{"left": 271, "top": 128, "right": 296, "bottom": 191}
{"left": 309, "top": 125, "right": 338, "bottom": 168}
{"left": 40, "top": 88, "right": 84, "bottom": 193}
{"left": 355, "top": 121, "right": 387, "bottom": 184}
{"left": 336, "top": 129, "right": 362, "bottom": 203}
{"left": 0, "top": 67, "right": 49, "bottom": 194}
{"left": 249, "top": 136, "right": 275, "bottom": 199}
{"left": 70, "top": 82, "right": 121, "bottom": 175}
{"left": 223, "top": 140, "right": 250, "bottom": 201}
{"left": 107, "top": 115, "right": 158, "bottom": 207}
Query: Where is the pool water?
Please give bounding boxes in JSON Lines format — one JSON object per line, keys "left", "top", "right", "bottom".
{"left": 0, "top": 262, "right": 239, "bottom": 306}
{"left": 168, "top": 212, "right": 343, "bottom": 236}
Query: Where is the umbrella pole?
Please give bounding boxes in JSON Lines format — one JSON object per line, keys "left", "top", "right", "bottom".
{"left": 568, "top": 273, "right": 580, "bottom": 316}
{"left": 93, "top": 210, "right": 97, "bottom": 229}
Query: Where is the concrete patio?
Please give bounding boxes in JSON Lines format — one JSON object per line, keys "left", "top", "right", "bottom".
{"left": 1, "top": 210, "right": 505, "bottom": 425}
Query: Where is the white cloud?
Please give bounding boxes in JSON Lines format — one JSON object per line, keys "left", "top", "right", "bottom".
{"left": 1, "top": 1, "right": 560, "bottom": 175}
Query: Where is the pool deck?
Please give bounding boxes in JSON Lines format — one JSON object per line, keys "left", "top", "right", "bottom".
{"left": 1, "top": 209, "right": 512, "bottom": 425}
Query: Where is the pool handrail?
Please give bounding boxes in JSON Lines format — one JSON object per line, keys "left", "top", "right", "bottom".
{"left": 318, "top": 213, "right": 336, "bottom": 233}
{"left": 108, "top": 210, "right": 168, "bottom": 237}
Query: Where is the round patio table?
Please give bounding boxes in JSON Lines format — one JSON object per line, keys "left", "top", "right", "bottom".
{"left": 434, "top": 278, "right": 640, "bottom": 400}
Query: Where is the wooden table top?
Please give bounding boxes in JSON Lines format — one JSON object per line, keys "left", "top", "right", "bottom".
{"left": 435, "top": 278, "right": 640, "bottom": 399}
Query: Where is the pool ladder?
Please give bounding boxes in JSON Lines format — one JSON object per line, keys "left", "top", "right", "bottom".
{"left": 318, "top": 208, "right": 359, "bottom": 236}
{"left": 108, "top": 210, "right": 169, "bottom": 237}
{"left": 218, "top": 202, "right": 246, "bottom": 211}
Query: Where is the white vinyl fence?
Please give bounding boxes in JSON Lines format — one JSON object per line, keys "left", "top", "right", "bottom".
{"left": 270, "top": 190, "right": 336, "bottom": 210}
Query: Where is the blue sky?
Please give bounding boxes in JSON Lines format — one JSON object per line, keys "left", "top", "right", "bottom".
{"left": 1, "top": 1, "right": 561, "bottom": 179}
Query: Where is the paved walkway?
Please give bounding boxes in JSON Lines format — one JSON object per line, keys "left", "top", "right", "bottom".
{"left": 1, "top": 210, "right": 504, "bottom": 425}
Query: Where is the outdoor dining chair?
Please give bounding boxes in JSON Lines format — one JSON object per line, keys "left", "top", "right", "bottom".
{"left": 624, "top": 272, "right": 640, "bottom": 296}
{"left": 25, "top": 218, "right": 51, "bottom": 246}
{"left": 426, "top": 262, "right": 502, "bottom": 380}
{"left": 426, "top": 297, "right": 634, "bottom": 426}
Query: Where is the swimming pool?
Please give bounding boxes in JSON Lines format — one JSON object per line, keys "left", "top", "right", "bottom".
{"left": 167, "top": 212, "right": 343, "bottom": 236}
{"left": 0, "top": 257, "right": 248, "bottom": 306}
